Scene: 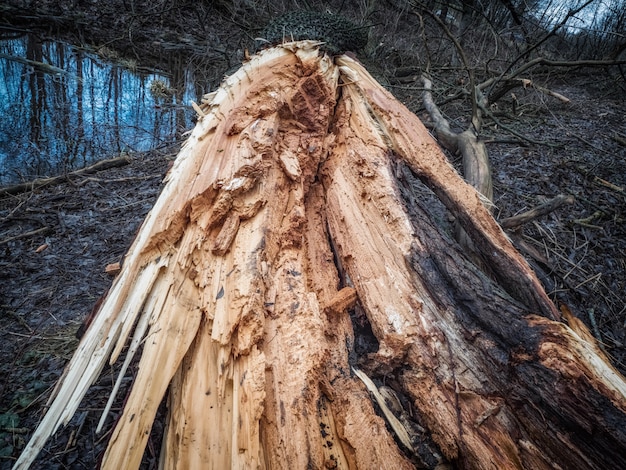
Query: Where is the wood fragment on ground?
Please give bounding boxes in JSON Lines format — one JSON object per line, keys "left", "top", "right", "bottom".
{"left": 500, "top": 194, "right": 575, "bottom": 229}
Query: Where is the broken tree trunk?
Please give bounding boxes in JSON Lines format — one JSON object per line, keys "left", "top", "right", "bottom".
{"left": 14, "top": 41, "right": 626, "bottom": 470}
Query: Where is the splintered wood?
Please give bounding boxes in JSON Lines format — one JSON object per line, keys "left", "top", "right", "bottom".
{"left": 15, "top": 42, "right": 626, "bottom": 470}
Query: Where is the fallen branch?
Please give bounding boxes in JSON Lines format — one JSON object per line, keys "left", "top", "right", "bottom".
{"left": 0, "top": 155, "right": 132, "bottom": 197}
{"left": 0, "top": 52, "right": 80, "bottom": 80}
{"left": 501, "top": 194, "right": 575, "bottom": 229}
{"left": 421, "top": 74, "right": 493, "bottom": 262}
{"left": 488, "top": 77, "right": 571, "bottom": 105}
{"left": 481, "top": 106, "right": 562, "bottom": 147}
{"left": 76, "top": 174, "right": 162, "bottom": 186}
{"left": 482, "top": 57, "right": 626, "bottom": 103}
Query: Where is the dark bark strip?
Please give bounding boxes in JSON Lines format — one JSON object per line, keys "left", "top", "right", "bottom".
{"left": 393, "top": 160, "right": 626, "bottom": 469}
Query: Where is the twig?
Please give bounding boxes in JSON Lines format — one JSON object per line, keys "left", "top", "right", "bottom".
{"left": 101, "top": 198, "right": 155, "bottom": 212}
{"left": 572, "top": 220, "right": 603, "bottom": 230}
{"left": 574, "top": 273, "right": 602, "bottom": 291}
{"left": 0, "top": 226, "right": 51, "bottom": 245}
{"left": 574, "top": 192, "right": 616, "bottom": 217}
{"left": 587, "top": 308, "right": 608, "bottom": 355}
{"left": 481, "top": 104, "right": 561, "bottom": 147}
{"left": 3, "top": 307, "right": 34, "bottom": 334}
{"left": 77, "top": 174, "right": 163, "bottom": 186}
{"left": 0, "top": 193, "right": 32, "bottom": 222}
{"left": 527, "top": 224, "right": 587, "bottom": 275}
{"left": 613, "top": 133, "right": 626, "bottom": 147}
{"left": 572, "top": 211, "right": 604, "bottom": 229}
{"left": 593, "top": 177, "right": 623, "bottom": 193}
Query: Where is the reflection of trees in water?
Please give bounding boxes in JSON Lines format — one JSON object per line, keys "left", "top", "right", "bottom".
{"left": 26, "top": 34, "right": 44, "bottom": 159}
{"left": 73, "top": 48, "right": 86, "bottom": 167}
{"left": 0, "top": 35, "right": 196, "bottom": 184}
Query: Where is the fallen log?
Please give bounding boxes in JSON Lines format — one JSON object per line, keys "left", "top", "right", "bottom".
{"left": 14, "top": 41, "right": 626, "bottom": 470}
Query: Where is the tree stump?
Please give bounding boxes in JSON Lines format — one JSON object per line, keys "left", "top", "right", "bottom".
{"left": 14, "top": 41, "right": 626, "bottom": 470}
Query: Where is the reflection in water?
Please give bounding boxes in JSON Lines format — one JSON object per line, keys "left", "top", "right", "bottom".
{"left": 0, "top": 34, "right": 198, "bottom": 185}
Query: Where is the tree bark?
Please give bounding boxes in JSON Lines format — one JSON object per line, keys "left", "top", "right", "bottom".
{"left": 14, "top": 42, "right": 626, "bottom": 470}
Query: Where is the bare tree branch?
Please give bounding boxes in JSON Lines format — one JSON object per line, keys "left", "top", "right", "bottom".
{"left": 487, "top": 0, "right": 597, "bottom": 95}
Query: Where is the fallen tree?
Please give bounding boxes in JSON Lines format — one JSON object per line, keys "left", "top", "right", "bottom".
{"left": 14, "top": 41, "right": 626, "bottom": 469}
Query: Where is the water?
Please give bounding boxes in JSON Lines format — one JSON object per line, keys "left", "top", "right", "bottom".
{"left": 0, "top": 33, "right": 199, "bottom": 185}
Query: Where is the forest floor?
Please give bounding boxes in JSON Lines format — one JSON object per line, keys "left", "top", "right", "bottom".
{"left": 1, "top": 1, "right": 625, "bottom": 468}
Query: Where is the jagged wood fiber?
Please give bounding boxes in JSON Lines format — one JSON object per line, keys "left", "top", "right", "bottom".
{"left": 14, "top": 42, "right": 626, "bottom": 470}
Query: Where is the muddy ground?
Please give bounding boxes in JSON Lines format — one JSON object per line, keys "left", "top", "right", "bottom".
{"left": 1, "top": 1, "right": 625, "bottom": 468}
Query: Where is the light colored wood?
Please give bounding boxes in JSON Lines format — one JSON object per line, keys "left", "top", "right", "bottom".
{"left": 104, "top": 262, "right": 121, "bottom": 275}
{"left": 340, "top": 58, "right": 557, "bottom": 319}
